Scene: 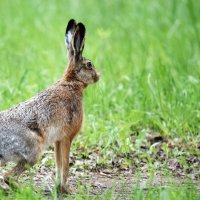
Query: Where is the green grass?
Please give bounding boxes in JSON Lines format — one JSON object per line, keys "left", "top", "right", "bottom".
{"left": 0, "top": 180, "right": 199, "bottom": 200}
{"left": 0, "top": 0, "right": 199, "bottom": 149}
{"left": 0, "top": 0, "right": 200, "bottom": 199}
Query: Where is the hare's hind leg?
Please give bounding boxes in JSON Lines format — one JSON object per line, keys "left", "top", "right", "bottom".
{"left": 0, "top": 155, "right": 6, "bottom": 167}
{"left": 4, "top": 160, "right": 27, "bottom": 186}
{"left": 0, "top": 158, "right": 10, "bottom": 192}
{"left": 4, "top": 159, "right": 37, "bottom": 188}
{"left": 3, "top": 134, "right": 40, "bottom": 188}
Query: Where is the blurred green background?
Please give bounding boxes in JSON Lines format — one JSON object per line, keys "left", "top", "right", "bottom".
{"left": 0, "top": 0, "right": 199, "bottom": 152}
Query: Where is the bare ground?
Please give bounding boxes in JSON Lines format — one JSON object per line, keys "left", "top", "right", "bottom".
{"left": 0, "top": 133, "right": 200, "bottom": 198}
{"left": 1, "top": 151, "right": 199, "bottom": 199}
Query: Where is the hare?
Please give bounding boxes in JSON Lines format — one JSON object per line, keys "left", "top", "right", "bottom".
{"left": 0, "top": 19, "right": 99, "bottom": 193}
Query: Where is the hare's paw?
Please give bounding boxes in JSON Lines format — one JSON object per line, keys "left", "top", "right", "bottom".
{"left": 3, "top": 175, "right": 19, "bottom": 191}
{"left": 57, "top": 183, "right": 75, "bottom": 194}
{"left": 0, "top": 176, "right": 11, "bottom": 193}
{"left": 61, "top": 184, "right": 75, "bottom": 194}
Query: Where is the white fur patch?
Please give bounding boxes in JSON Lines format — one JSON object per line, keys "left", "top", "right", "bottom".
{"left": 65, "top": 32, "right": 73, "bottom": 47}
{"left": 67, "top": 32, "right": 73, "bottom": 43}
{"left": 45, "top": 126, "right": 62, "bottom": 148}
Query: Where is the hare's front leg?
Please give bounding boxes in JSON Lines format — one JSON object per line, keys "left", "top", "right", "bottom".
{"left": 55, "top": 137, "right": 72, "bottom": 193}
{"left": 54, "top": 141, "right": 62, "bottom": 184}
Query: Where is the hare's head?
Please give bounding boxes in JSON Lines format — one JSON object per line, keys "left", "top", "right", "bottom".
{"left": 64, "top": 19, "right": 99, "bottom": 85}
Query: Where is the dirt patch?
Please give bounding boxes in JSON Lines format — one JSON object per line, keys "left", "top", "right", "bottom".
{"left": 18, "top": 165, "right": 200, "bottom": 198}
{"left": 1, "top": 150, "right": 196, "bottom": 198}
{"left": 0, "top": 132, "right": 200, "bottom": 198}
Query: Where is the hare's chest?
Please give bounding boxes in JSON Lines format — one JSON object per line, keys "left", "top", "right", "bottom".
{"left": 45, "top": 126, "right": 64, "bottom": 146}
{"left": 63, "top": 100, "right": 83, "bottom": 126}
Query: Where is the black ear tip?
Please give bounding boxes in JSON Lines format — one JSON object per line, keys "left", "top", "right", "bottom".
{"left": 66, "top": 19, "right": 77, "bottom": 34}
{"left": 76, "top": 22, "right": 86, "bottom": 33}
{"left": 69, "top": 19, "right": 76, "bottom": 25}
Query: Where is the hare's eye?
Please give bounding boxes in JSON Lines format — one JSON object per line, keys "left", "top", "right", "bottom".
{"left": 87, "top": 62, "right": 92, "bottom": 68}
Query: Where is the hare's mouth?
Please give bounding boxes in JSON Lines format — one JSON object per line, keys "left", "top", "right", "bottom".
{"left": 93, "top": 72, "right": 100, "bottom": 83}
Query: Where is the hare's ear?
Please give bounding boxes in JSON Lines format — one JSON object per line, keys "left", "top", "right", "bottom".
{"left": 72, "top": 23, "right": 85, "bottom": 60}
{"left": 65, "top": 19, "right": 77, "bottom": 57}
